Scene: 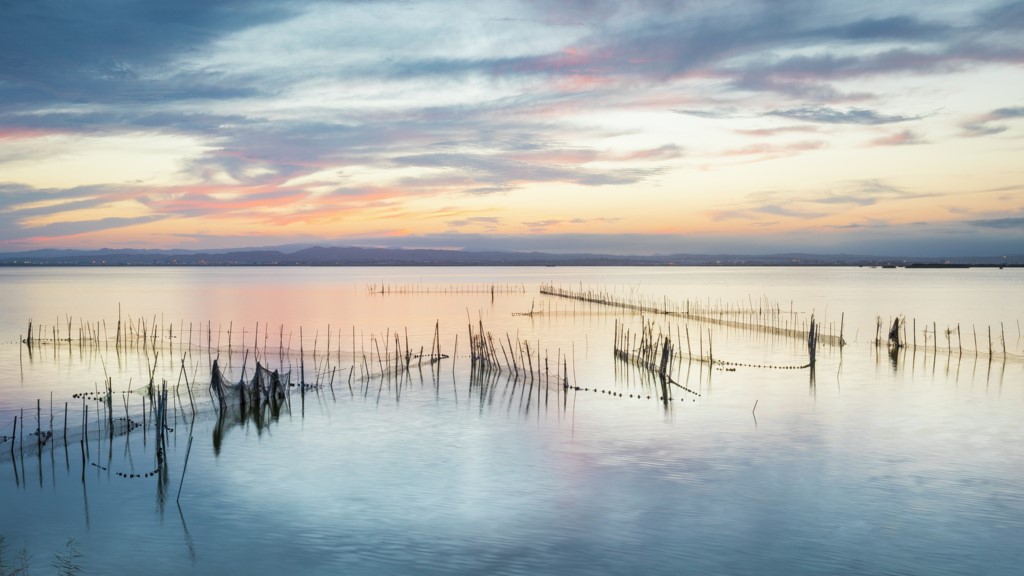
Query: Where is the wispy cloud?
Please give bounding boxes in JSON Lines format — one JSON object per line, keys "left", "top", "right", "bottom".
{"left": 523, "top": 217, "right": 622, "bottom": 232}
{"left": 718, "top": 141, "right": 827, "bottom": 160}
{"left": 868, "top": 130, "right": 925, "bottom": 146}
{"left": 734, "top": 126, "right": 820, "bottom": 137}
{"left": 965, "top": 217, "right": 1024, "bottom": 229}
{"left": 392, "top": 152, "right": 661, "bottom": 189}
{"left": 708, "top": 179, "right": 936, "bottom": 224}
{"left": 960, "top": 107, "right": 1024, "bottom": 136}
{"left": 0, "top": 1, "right": 1022, "bottom": 253}
{"left": 768, "top": 107, "right": 922, "bottom": 125}
{"left": 446, "top": 216, "right": 503, "bottom": 230}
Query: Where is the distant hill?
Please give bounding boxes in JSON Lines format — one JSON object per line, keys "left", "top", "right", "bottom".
{"left": 0, "top": 246, "right": 1020, "bottom": 267}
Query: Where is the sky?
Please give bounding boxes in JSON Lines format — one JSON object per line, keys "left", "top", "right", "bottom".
{"left": 1, "top": 0, "right": 1022, "bottom": 256}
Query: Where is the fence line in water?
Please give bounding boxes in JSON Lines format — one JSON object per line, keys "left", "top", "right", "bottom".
{"left": 540, "top": 283, "right": 845, "bottom": 348}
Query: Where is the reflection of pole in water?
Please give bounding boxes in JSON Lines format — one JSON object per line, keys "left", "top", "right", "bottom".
{"left": 998, "top": 357, "right": 1006, "bottom": 396}
{"left": 10, "top": 443, "right": 19, "bottom": 487}
{"left": 80, "top": 439, "right": 90, "bottom": 529}
{"left": 177, "top": 501, "right": 197, "bottom": 565}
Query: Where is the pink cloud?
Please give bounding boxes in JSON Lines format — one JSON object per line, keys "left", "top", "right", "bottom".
{"left": 868, "top": 130, "right": 923, "bottom": 147}
{"left": 719, "top": 140, "right": 826, "bottom": 158}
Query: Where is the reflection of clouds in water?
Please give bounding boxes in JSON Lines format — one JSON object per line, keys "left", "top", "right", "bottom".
{"left": 0, "top": 268, "right": 1022, "bottom": 574}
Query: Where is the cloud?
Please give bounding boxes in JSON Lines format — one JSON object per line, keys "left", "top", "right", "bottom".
{"left": 802, "top": 179, "right": 931, "bottom": 207}
{"left": 523, "top": 216, "right": 623, "bottom": 232}
{"left": 0, "top": 0, "right": 297, "bottom": 108}
{"left": 825, "top": 15, "right": 953, "bottom": 41}
{"left": 392, "top": 152, "right": 660, "bottom": 188}
{"left": 447, "top": 216, "right": 503, "bottom": 229}
{"left": 616, "top": 144, "right": 684, "bottom": 161}
{"left": 768, "top": 107, "right": 922, "bottom": 125}
{"left": 708, "top": 179, "right": 932, "bottom": 224}
{"left": 965, "top": 217, "right": 1024, "bottom": 229}
{"left": 675, "top": 108, "right": 740, "bottom": 120}
{"left": 753, "top": 204, "right": 827, "bottom": 218}
{"left": 869, "top": 130, "right": 924, "bottom": 146}
{"left": 464, "top": 186, "right": 515, "bottom": 196}
{"left": 1, "top": 1, "right": 1022, "bottom": 253}
{"left": 960, "top": 107, "right": 1024, "bottom": 137}
{"left": 14, "top": 216, "right": 161, "bottom": 239}
{"left": 0, "top": 183, "right": 143, "bottom": 237}
{"left": 979, "top": 1, "right": 1024, "bottom": 31}
{"left": 734, "top": 126, "right": 820, "bottom": 137}
{"left": 718, "top": 141, "right": 827, "bottom": 159}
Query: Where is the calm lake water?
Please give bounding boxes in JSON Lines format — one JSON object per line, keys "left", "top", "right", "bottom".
{"left": 1, "top": 266, "right": 1022, "bottom": 575}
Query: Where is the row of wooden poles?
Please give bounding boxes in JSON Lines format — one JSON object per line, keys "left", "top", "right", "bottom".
{"left": 467, "top": 319, "right": 569, "bottom": 387}
{"left": 611, "top": 319, "right": 723, "bottom": 406}
{"left": 611, "top": 313, "right": 821, "bottom": 408}
{"left": 180, "top": 317, "right": 571, "bottom": 407}
{"left": 22, "top": 310, "right": 211, "bottom": 360}
{"left": 614, "top": 315, "right": 819, "bottom": 373}
{"left": 367, "top": 283, "right": 526, "bottom": 295}
{"left": 19, "top": 310, "right": 555, "bottom": 389}
{"left": 4, "top": 377, "right": 178, "bottom": 454}
{"left": 540, "top": 284, "right": 845, "bottom": 348}
{"left": 11, "top": 309, "right": 578, "bottom": 448}
{"left": 6, "top": 314, "right": 575, "bottom": 477}
{"left": 880, "top": 316, "right": 1018, "bottom": 359}
{"left": 6, "top": 314, "right": 578, "bottom": 498}
{"left": 22, "top": 313, "right": 454, "bottom": 376}
{"left": 5, "top": 378, "right": 175, "bottom": 487}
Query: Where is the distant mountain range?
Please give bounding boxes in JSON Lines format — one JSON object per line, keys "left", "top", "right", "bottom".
{"left": 0, "top": 246, "right": 1021, "bottom": 267}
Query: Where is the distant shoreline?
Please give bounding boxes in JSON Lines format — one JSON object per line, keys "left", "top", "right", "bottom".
{"left": 1, "top": 245, "right": 1020, "bottom": 268}
{"left": 1, "top": 262, "right": 1020, "bottom": 268}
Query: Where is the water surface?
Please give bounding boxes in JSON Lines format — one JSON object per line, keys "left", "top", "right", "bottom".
{"left": 1, "top": 267, "right": 1022, "bottom": 575}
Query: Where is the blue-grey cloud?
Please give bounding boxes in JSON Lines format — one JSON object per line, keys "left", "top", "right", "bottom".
{"left": 768, "top": 107, "right": 921, "bottom": 125}
{"left": 0, "top": 183, "right": 132, "bottom": 217}
{"left": 753, "top": 205, "right": 827, "bottom": 218}
{"left": 979, "top": 1, "right": 1024, "bottom": 30}
{"left": 965, "top": 217, "right": 1024, "bottom": 229}
{"left": 825, "top": 16, "right": 952, "bottom": 41}
{"left": 960, "top": 107, "right": 1024, "bottom": 136}
{"left": 447, "top": 216, "right": 502, "bottom": 229}
{"left": 0, "top": 216, "right": 160, "bottom": 242}
{"left": 0, "top": 0, "right": 297, "bottom": 107}
{"left": 674, "top": 108, "right": 741, "bottom": 119}
{"left": 710, "top": 179, "right": 933, "bottom": 224}
{"left": 392, "top": 152, "right": 660, "bottom": 188}
{"left": 464, "top": 186, "right": 516, "bottom": 196}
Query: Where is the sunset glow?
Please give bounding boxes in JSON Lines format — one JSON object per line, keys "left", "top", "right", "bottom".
{"left": 1, "top": 0, "right": 1022, "bottom": 255}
